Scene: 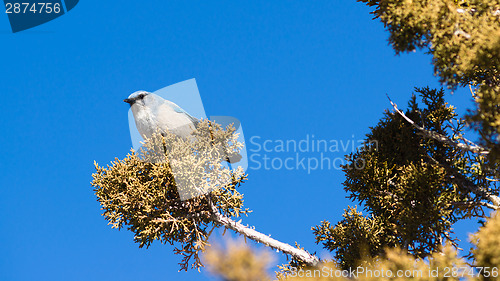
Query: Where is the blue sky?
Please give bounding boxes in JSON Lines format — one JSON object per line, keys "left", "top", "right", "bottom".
{"left": 0, "top": 1, "right": 479, "bottom": 280}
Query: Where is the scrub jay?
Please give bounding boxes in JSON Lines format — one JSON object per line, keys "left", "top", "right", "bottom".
{"left": 124, "top": 91, "right": 241, "bottom": 163}
{"left": 124, "top": 91, "right": 199, "bottom": 140}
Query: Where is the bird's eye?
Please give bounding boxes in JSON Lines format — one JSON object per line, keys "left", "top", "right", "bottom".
{"left": 139, "top": 94, "right": 146, "bottom": 99}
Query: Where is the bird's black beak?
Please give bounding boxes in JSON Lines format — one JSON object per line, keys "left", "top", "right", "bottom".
{"left": 124, "top": 98, "right": 133, "bottom": 104}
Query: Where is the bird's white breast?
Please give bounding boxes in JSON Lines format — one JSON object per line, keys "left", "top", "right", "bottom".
{"left": 130, "top": 96, "right": 197, "bottom": 140}
{"left": 130, "top": 102, "right": 158, "bottom": 140}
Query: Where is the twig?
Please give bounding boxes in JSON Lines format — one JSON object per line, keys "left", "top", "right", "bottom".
{"left": 451, "top": 201, "right": 498, "bottom": 211}
{"left": 386, "top": 94, "right": 489, "bottom": 155}
{"left": 424, "top": 154, "right": 500, "bottom": 208}
{"left": 208, "top": 198, "right": 320, "bottom": 267}
{"left": 469, "top": 84, "right": 476, "bottom": 98}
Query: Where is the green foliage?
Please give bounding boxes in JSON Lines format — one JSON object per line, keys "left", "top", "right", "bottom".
{"left": 471, "top": 211, "right": 500, "bottom": 281}
{"left": 357, "top": 0, "right": 500, "bottom": 167}
{"left": 92, "top": 120, "right": 248, "bottom": 271}
{"left": 468, "top": 84, "right": 500, "bottom": 167}
{"left": 313, "top": 207, "right": 390, "bottom": 270}
{"left": 276, "top": 212, "right": 500, "bottom": 280}
{"left": 357, "top": 0, "right": 500, "bottom": 86}
{"left": 314, "top": 88, "right": 499, "bottom": 269}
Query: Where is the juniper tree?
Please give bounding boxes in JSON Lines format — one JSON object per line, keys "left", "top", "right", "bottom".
{"left": 313, "top": 88, "right": 499, "bottom": 270}
{"left": 311, "top": 0, "right": 500, "bottom": 273}
{"left": 92, "top": 120, "right": 318, "bottom": 271}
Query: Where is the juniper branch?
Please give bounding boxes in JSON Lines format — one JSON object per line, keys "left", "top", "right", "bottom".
{"left": 208, "top": 198, "right": 320, "bottom": 267}
{"left": 424, "top": 153, "right": 500, "bottom": 208}
{"left": 387, "top": 94, "right": 488, "bottom": 155}
{"left": 386, "top": 95, "right": 499, "bottom": 207}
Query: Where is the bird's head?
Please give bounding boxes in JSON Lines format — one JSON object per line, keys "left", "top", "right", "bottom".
{"left": 124, "top": 91, "right": 150, "bottom": 105}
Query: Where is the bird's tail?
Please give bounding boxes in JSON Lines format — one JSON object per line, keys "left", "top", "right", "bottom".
{"left": 225, "top": 153, "right": 242, "bottom": 164}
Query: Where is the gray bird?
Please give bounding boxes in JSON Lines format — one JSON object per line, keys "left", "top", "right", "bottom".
{"left": 124, "top": 91, "right": 199, "bottom": 140}
{"left": 124, "top": 91, "right": 241, "bottom": 163}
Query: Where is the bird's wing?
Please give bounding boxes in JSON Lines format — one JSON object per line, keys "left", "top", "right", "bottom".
{"left": 164, "top": 100, "right": 200, "bottom": 125}
{"left": 145, "top": 94, "right": 199, "bottom": 138}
